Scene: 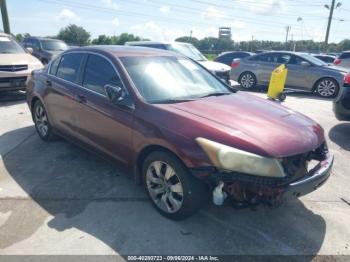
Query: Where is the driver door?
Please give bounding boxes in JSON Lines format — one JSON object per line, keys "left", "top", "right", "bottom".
{"left": 72, "top": 53, "right": 135, "bottom": 164}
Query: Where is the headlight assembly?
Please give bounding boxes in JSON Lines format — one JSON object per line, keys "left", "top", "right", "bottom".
{"left": 196, "top": 137, "right": 285, "bottom": 178}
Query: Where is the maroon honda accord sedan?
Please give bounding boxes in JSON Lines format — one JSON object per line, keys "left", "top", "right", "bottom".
{"left": 26, "top": 46, "right": 333, "bottom": 220}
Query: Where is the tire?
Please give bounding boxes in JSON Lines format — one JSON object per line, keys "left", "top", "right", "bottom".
{"left": 239, "top": 71, "right": 257, "bottom": 89}
{"left": 278, "top": 93, "right": 286, "bottom": 102}
{"left": 314, "top": 78, "right": 339, "bottom": 98}
{"left": 32, "top": 100, "right": 56, "bottom": 141}
{"left": 142, "top": 151, "right": 208, "bottom": 220}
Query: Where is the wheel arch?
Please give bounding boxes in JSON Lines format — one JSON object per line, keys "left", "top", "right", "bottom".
{"left": 312, "top": 76, "right": 339, "bottom": 92}
{"left": 134, "top": 144, "right": 187, "bottom": 185}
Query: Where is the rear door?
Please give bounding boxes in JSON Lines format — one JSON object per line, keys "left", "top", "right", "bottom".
{"left": 285, "top": 54, "right": 314, "bottom": 90}
{"left": 72, "top": 53, "right": 135, "bottom": 163}
{"left": 45, "top": 52, "right": 85, "bottom": 137}
{"left": 250, "top": 53, "right": 279, "bottom": 84}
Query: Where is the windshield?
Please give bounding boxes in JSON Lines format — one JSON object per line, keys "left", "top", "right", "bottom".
{"left": 120, "top": 56, "right": 230, "bottom": 103}
{"left": 41, "top": 40, "right": 68, "bottom": 51}
{"left": 300, "top": 53, "right": 328, "bottom": 66}
{"left": 0, "top": 35, "right": 25, "bottom": 54}
{"left": 168, "top": 43, "right": 207, "bottom": 61}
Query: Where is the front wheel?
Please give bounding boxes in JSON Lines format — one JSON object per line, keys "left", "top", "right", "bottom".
{"left": 239, "top": 72, "right": 257, "bottom": 89}
{"left": 142, "top": 151, "right": 208, "bottom": 220}
{"left": 315, "top": 78, "right": 339, "bottom": 98}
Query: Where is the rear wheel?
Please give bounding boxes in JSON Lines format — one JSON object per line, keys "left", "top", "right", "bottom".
{"left": 315, "top": 78, "right": 339, "bottom": 98}
{"left": 239, "top": 72, "right": 257, "bottom": 89}
{"left": 142, "top": 151, "right": 208, "bottom": 220}
{"left": 32, "top": 100, "right": 56, "bottom": 141}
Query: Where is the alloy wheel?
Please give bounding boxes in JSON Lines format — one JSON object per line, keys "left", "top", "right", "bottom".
{"left": 146, "top": 161, "right": 184, "bottom": 213}
{"left": 317, "top": 79, "right": 336, "bottom": 97}
{"left": 34, "top": 104, "right": 49, "bottom": 137}
{"left": 240, "top": 73, "right": 255, "bottom": 89}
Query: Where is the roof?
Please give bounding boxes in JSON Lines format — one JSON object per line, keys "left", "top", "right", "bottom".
{"left": 125, "top": 41, "right": 190, "bottom": 46}
{"left": 25, "top": 36, "right": 64, "bottom": 41}
{"left": 69, "top": 45, "right": 182, "bottom": 57}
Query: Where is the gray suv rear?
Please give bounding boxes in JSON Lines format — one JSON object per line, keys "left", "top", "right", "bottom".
{"left": 335, "top": 51, "right": 350, "bottom": 69}
{"left": 230, "top": 51, "right": 348, "bottom": 98}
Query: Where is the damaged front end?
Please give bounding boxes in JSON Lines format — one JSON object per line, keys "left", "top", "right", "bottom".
{"left": 192, "top": 142, "right": 334, "bottom": 208}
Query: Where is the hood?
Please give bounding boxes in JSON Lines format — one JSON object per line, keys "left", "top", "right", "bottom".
{"left": 163, "top": 92, "right": 324, "bottom": 158}
{"left": 199, "top": 61, "right": 230, "bottom": 72}
{"left": 0, "top": 53, "right": 42, "bottom": 66}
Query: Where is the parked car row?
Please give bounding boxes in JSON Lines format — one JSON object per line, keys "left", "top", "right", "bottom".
{"left": 230, "top": 51, "right": 349, "bottom": 98}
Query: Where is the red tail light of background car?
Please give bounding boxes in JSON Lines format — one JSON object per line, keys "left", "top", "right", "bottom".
{"left": 344, "top": 73, "right": 350, "bottom": 85}
{"left": 231, "top": 60, "right": 240, "bottom": 69}
{"left": 334, "top": 59, "right": 342, "bottom": 65}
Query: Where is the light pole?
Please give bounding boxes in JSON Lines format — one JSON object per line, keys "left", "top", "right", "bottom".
{"left": 297, "top": 17, "right": 303, "bottom": 41}
{"left": 324, "top": 0, "right": 342, "bottom": 44}
{"left": 0, "top": 0, "right": 10, "bottom": 34}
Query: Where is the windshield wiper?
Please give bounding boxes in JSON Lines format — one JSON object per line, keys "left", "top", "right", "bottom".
{"left": 199, "top": 92, "right": 231, "bottom": 98}
{"left": 151, "top": 98, "right": 196, "bottom": 104}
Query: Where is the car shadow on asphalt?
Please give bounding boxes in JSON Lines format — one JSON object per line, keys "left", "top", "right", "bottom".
{"left": 0, "top": 126, "right": 326, "bottom": 258}
{"left": 329, "top": 123, "right": 350, "bottom": 151}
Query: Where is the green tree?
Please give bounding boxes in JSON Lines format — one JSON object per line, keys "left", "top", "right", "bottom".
{"left": 91, "top": 34, "right": 112, "bottom": 45}
{"left": 115, "top": 33, "right": 141, "bottom": 45}
{"left": 57, "top": 24, "right": 90, "bottom": 46}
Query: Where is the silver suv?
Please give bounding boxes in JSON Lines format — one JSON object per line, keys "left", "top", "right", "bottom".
{"left": 335, "top": 51, "right": 350, "bottom": 69}
{"left": 230, "top": 51, "right": 348, "bottom": 98}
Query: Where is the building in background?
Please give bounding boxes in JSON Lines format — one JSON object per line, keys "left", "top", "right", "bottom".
{"left": 218, "top": 27, "right": 231, "bottom": 40}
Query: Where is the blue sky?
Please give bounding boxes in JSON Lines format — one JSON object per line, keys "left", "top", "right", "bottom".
{"left": 2, "top": 0, "right": 349, "bottom": 43}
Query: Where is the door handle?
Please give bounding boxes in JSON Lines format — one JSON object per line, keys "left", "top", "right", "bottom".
{"left": 45, "top": 80, "right": 52, "bottom": 87}
{"left": 75, "top": 94, "right": 87, "bottom": 103}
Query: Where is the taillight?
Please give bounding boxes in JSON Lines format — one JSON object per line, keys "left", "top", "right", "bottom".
{"left": 344, "top": 73, "right": 350, "bottom": 85}
{"left": 334, "top": 59, "right": 342, "bottom": 65}
{"left": 231, "top": 61, "right": 240, "bottom": 69}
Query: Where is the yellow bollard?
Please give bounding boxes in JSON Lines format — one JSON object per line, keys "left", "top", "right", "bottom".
{"left": 267, "top": 64, "right": 288, "bottom": 101}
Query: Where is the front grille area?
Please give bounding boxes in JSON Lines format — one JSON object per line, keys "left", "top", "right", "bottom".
{"left": 0, "top": 76, "right": 27, "bottom": 83}
{"left": 0, "top": 64, "right": 28, "bottom": 72}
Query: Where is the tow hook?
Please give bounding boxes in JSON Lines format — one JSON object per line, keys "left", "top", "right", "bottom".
{"left": 213, "top": 181, "right": 227, "bottom": 205}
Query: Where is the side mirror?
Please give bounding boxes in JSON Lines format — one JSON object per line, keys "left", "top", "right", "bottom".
{"left": 301, "top": 61, "right": 311, "bottom": 67}
{"left": 104, "top": 84, "right": 126, "bottom": 104}
{"left": 26, "top": 47, "right": 33, "bottom": 54}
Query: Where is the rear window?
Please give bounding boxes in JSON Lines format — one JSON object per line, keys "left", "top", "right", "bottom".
{"left": 339, "top": 52, "right": 350, "bottom": 59}
{"left": 56, "top": 53, "right": 84, "bottom": 83}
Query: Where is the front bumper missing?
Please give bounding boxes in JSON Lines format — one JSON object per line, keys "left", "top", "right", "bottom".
{"left": 191, "top": 153, "right": 334, "bottom": 200}
{"left": 283, "top": 153, "right": 333, "bottom": 198}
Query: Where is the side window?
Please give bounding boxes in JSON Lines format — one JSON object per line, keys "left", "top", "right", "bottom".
{"left": 25, "top": 39, "right": 32, "bottom": 47}
{"left": 277, "top": 54, "right": 292, "bottom": 64}
{"left": 32, "top": 40, "right": 41, "bottom": 51}
{"left": 288, "top": 55, "right": 304, "bottom": 65}
{"left": 82, "top": 54, "right": 122, "bottom": 95}
{"left": 49, "top": 57, "right": 61, "bottom": 75}
{"left": 56, "top": 53, "right": 84, "bottom": 83}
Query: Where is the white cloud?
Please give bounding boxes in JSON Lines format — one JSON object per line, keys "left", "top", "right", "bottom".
{"left": 130, "top": 21, "right": 185, "bottom": 41}
{"left": 112, "top": 17, "right": 120, "bottom": 27}
{"left": 56, "top": 9, "right": 80, "bottom": 22}
{"left": 202, "top": 6, "right": 226, "bottom": 19}
{"left": 249, "top": 0, "right": 286, "bottom": 15}
{"left": 101, "top": 0, "right": 119, "bottom": 10}
{"left": 159, "top": 5, "right": 170, "bottom": 14}
{"left": 224, "top": 21, "right": 246, "bottom": 29}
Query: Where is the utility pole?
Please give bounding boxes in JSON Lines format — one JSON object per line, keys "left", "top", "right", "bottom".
{"left": 0, "top": 0, "right": 10, "bottom": 34}
{"left": 325, "top": 0, "right": 335, "bottom": 44}
{"left": 325, "top": 0, "right": 342, "bottom": 44}
{"left": 285, "top": 26, "right": 291, "bottom": 44}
